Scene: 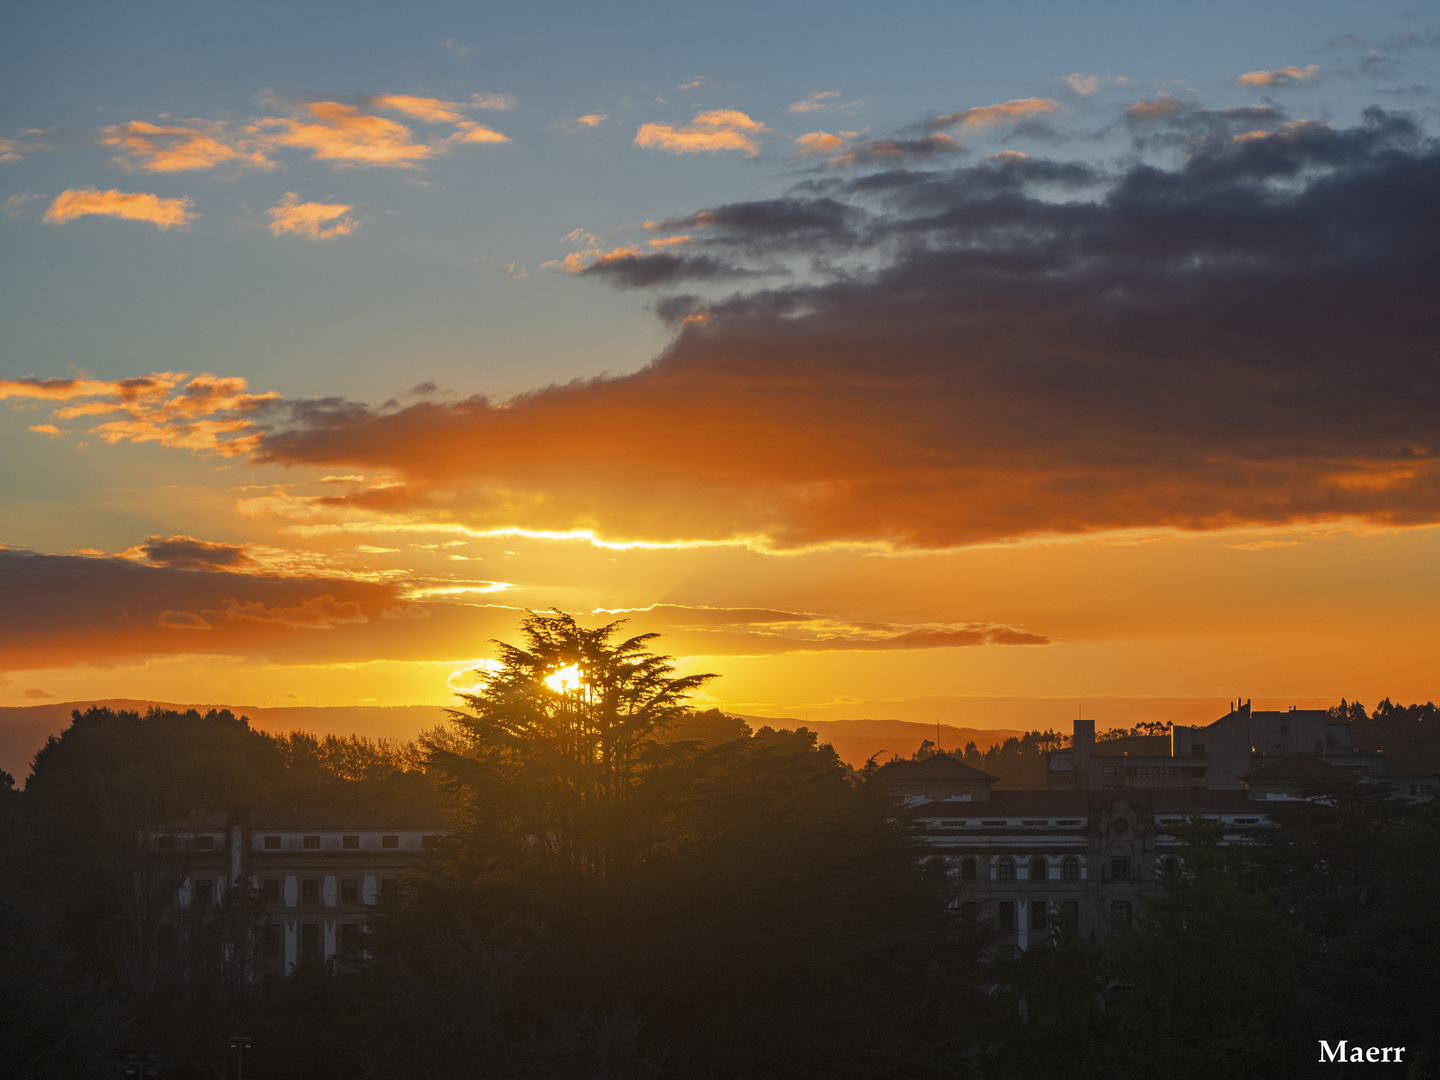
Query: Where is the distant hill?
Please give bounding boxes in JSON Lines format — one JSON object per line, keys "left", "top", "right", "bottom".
{"left": 0, "top": 701, "right": 1025, "bottom": 783}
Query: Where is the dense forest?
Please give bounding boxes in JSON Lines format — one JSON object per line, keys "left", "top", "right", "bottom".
{"left": 3, "top": 618, "right": 1438, "bottom": 1078}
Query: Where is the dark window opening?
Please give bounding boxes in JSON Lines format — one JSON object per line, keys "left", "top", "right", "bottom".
{"left": 157, "top": 835, "right": 176, "bottom": 851}
{"left": 1062, "top": 856, "right": 1080, "bottom": 882}
{"left": 192, "top": 878, "right": 213, "bottom": 905}
{"left": 301, "top": 923, "right": 320, "bottom": 957}
{"left": 381, "top": 835, "right": 399, "bottom": 849}
{"left": 195, "top": 835, "right": 215, "bottom": 850}
{"left": 341, "top": 878, "right": 359, "bottom": 905}
{"left": 1110, "top": 900, "right": 1133, "bottom": 926}
{"left": 1029, "top": 857, "right": 1048, "bottom": 883}
{"left": 342, "top": 835, "right": 360, "bottom": 849}
{"left": 263, "top": 835, "right": 281, "bottom": 850}
{"left": 997, "top": 857, "right": 1015, "bottom": 881}
{"left": 1030, "top": 900, "right": 1047, "bottom": 931}
{"left": 960, "top": 857, "right": 977, "bottom": 882}
{"left": 379, "top": 878, "right": 398, "bottom": 902}
{"left": 1111, "top": 857, "right": 1130, "bottom": 881}
{"left": 302, "top": 835, "right": 320, "bottom": 850}
{"left": 301, "top": 878, "right": 320, "bottom": 905}
{"left": 998, "top": 901, "right": 1016, "bottom": 931}
{"left": 339, "top": 923, "right": 361, "bottom": 959}
{"left": 1060, "top": 901, "right": 1079, "bottom": 930}
{"left": 1163, "top": 856, "right": 1179, "bottom": 874}
{"left": 261, "top": 879, "right": 280, "bottom": 904}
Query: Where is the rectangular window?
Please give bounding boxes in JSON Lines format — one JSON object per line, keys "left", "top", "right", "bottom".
{"left": 302, "top": 835, "right": 320, "bottom": 850}
{"left": 1060, "top": 901, "right": 1079, "bottom": 930}
{"left": 341, "top": 878, "right": 358, "bottom": 905}
{"left": 261, "top": 879, "right": 280, "bottom": 904}
{"left": 158, "top": 835, "right": 176, "bottom": 851}
{"left": 1030, "top": 900, "right": 1047, "bottom": 931}
{"left": 1056, "top": 819, "right": 1082, "bottom": 826}
{"left": 980, "top": 820, "right": 1006, "bottom": 827}
{"left": 195, "top": 835, "right": 215, "bottom": 850}
{"left": 998, "top": 900, "right": 1016, "bottom": 931}
{"left": 1021, "top": 819, "right": 1047, "bottom": 827}
{"left": 301, "top": 923, "right": 320, "bottom": 957}
{"left": 1234, "top": 818, "right": 1258, "bottom": 825}
{"left": 339, "top": 923, "right": 360, "bottom": 959}
{"left": 1110, "top": 900, "right": 1133, "bottom": 926}
{"left": 1110, "top": 857, "right": 1130, "bottom": 881}
{"left": 342, "top": 835, "right": 360, "bottom": 849}
{"left": 301, "top": 878, "right": 320, "bottom": 905}
{"left": 193, "top": 878, "right": 214, "bottom": 905}
{"left": 938, "top": 819, "right": 965, "bottom": 827}
{"left": 263, "top": 835, "right": 281, "bottom": 850}
{"left": 381, "top": 835, "right": 399, "bottom": 849}
{"left": 379, "top": 878, "right": 397, "bottom": 902}
{"left": 261, "top": 923, "right": 281, "bottom": 959}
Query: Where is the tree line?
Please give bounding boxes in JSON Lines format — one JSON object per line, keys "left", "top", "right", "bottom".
{"left": 2, "top": 614, "right": 1437, "bottom": 1077}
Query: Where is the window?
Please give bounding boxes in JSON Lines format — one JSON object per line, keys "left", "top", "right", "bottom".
{"left": 301, "top": 878, "right": 320, "bottom": 905}
{"left": 1059, "top": 901, "right": 1079, "bottom": 930}
{"left": 997, "top": 901, "right": 1016, "bottom": 931}
{"left": 1110, "top": 857, "right": 1129, "bottom": 881}
{"left": 421, "top": 834, "right": 439, "bottom": 849}
{"left": 960, "top": 857, "right": 977, "bottom": 882}
{"left": 193, "top": 878, "right": 214, "bottom": 905}
{"left": 263, "top": 835, "right": 281, "bottom": 850}
{"left": 1062, "top": 856, "right": 1080, "bottom": 882}
{"left": 260, "top": 924, "right": 281, "bottom": 959}
{"left": 301, "top": 923, "right": 320, "bottom": 957}
{"left": 939, "top": 819, "right": 965, "bottom": 827}
{"left": 1163, "top": 856, "right": 1179, "bottom": 874}
{"left": 157, "top": 835, "right": 176, "bottom": 851}
{"left": 379, "top": 878, "right": 398, "bottom": 902}
{"left": 1110, "top": 900, "right": 1133, "bottom": 926}
{"left": 1030, "top": 900, "right": 1047, "bottom": 931}
{"left": 339, "top": 923, "right": 361, "bottom": 959}
{"left": 997, "top": 857, "right": 1015, "bottom": 881}
{"left": 1029, "top": 857, "right": 1048, "bottom": 883}
{"left": 261, "top": 879, "right": 280, "bottom": 904}
{"left": 381, "top": 835, "right": 399, "bottom": 849}
{"left": 1021, "top": 819, "right": 1047, "bottom": 827}
{"left": 980, "top": 819, "right": 1007, "bottom": 827}
{"left": 1056, "top": 819, "right": 1082, "bottom": 826}
{"left": 1233, "top": 818, "right": 1258, "bottom": 825}
{"left": 196, "top": 835, "right": 215, "bottom": 850}
{"left": 341, "top": 878, "right": 358, "bottom": 905}
{"left": 303, "top": 835, "right": 320, "bottom": 850}
{"left": 342, "top": 835, "right": 360, "bottom": 849}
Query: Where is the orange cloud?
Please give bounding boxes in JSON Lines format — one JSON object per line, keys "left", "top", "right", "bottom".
{"left": 267, "top": 192, "right": 357, "bottom": 240}
{"left": 449, "top": 122, "right": 510, "bottom": 144}
{"left": 15, "top": 371, "right": 275, "bottom": 457}
{"left": 577, "top": 114, "right": 607, "bottom": 127}
{"left": 794, "top": 131, "right": 846, "bottom": 155}
{"left": 370, "top": 94, "right": 469, "bottom": 124}
{"left": 260, "top": 101, "right": 435, "bottom": 167}
{"left": 43, "top": 188, "right": 195, "bottom": 229}
{"left": 635, "top": 110, "right": 764, "bottom": 155}
{"left": 932, "top": 97, "right": 1059, "bottom": 129}
{"left": 98, "top": 120, "right": 272, "bottom": 172}
{"left": 158, "top": 610, "right": 212, "bottom": 630}
{"left": 224, "top": 594, "right": 368, "bottom": 630}
{"left": 1237, "top": 65, "right": 1320, "bottom": 87}
{"left": 1125, "top": 97, "right": 1184, "bottom": 120}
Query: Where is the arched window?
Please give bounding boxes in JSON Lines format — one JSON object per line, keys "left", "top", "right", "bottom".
{"left": 960, "top": 857, "right": 977, "bottom": 881}
{"left": 1062, "top": 856, "right": 1080, "bottom": 882}
{"left": 1163, "top": 856, "right": 1179, "bottom": 875}
{"left": 997, "top": 857, "right": 1015, "bottom": 881}
{"left": 1029, "top": 857, "right": 1048, "bottom": 883}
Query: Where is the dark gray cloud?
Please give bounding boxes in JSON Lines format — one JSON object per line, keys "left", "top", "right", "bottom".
{"left": 141, "top": 534, "right": 255, "bottom": 571}
{"left": 252, "top": 108, "right": 1440, "bottom": 549}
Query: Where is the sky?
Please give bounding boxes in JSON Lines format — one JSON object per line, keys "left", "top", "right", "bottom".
{"left": 2, "top": 0, "right": 1439, "bottom": 733}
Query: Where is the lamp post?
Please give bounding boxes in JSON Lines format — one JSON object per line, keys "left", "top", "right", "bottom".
{"left": 229, "top": 1036, "right": 252, "bottom": 1080}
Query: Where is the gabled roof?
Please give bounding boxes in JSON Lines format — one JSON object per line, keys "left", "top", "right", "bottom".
{"left": 880, "top": 753, "right": 997, "bottom": 784}
{"left": 1241, "top": 755, "right": 1349, "bottom": 782}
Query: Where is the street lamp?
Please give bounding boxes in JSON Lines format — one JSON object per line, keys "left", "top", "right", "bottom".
{"left": 229, "top": 1036, "right": 252, "bottom": 1080}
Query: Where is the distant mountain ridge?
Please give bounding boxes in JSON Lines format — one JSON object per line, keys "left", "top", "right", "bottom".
{"left": 0, "top": 700, "right": 1025, "bottom": 781}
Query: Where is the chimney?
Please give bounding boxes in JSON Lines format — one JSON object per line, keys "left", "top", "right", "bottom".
{"left": 1074, "top": 718, "right": 1095, "bottom": 789}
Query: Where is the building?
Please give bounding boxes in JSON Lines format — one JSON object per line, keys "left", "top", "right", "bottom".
{"left": 881, "top": 752, "right": 1272, "bottom": 946}
{"left": 1046, "top": 702, "right": 1386, "bottom": 793}
{"left": 147, "top": 806, "right": 446, "bottom": 983}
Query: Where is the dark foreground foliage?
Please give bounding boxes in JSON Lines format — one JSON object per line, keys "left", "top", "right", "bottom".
{"left": 3, "top": 648, "right": 1438, "bottom": 1078}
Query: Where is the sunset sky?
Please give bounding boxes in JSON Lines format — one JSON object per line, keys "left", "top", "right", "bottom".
{"left": 3, "top": 1, "right": 1439, "bottom": 732}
